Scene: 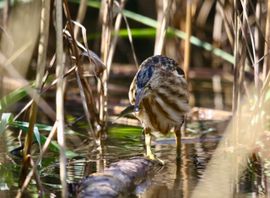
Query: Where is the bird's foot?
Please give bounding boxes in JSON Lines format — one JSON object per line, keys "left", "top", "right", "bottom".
{"left": 144, "top": 153, "right": 165, "bottom": 165}
{"left": 155, "top": 157, "right": 165, "bottom": 165}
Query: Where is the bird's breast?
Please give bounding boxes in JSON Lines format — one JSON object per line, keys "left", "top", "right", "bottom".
{"left": 136, "top": 94, "right": 186, "bottom": 134}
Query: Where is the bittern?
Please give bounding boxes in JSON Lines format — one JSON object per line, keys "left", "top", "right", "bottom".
{"left": 129, "top": 55, "right": 189, "bottom": 163}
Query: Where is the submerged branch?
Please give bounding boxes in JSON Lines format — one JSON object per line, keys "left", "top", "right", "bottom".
{"left": 76, "top": 157, "right": 160, "bottom": 197}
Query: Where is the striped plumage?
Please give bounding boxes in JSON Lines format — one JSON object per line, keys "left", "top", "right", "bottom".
{"left": 129, "top": 55, "right": 189, "bottom": 163}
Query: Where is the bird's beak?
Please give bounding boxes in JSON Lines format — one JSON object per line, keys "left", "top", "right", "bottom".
{"left": 134, "top": 88, "right": 143, "bottom": 112}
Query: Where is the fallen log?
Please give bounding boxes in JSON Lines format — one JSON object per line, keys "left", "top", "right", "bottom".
{"left": 76, "top": 157, "right": 160, "bottom": 198}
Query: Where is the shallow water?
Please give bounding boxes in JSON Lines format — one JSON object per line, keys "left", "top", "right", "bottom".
{"left": 0, "top": 120, "right": 267, "bottom": 197}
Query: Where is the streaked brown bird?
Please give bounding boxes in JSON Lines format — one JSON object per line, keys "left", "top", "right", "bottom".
{"left": 129, "top": 55, "right": 189, "bottom": 163}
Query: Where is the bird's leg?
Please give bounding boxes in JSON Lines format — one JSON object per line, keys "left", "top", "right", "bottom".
{"left": 175, "top": 117, "right": 185, "bottom": 160}
{"left": 174, "top": 127, "right": 181, "bottom": 161}
{"left": 144, "top": 127, "right": 155, "bottom": 160}
{"left": 144, "top": 128, "right": 164, "bottom": 165}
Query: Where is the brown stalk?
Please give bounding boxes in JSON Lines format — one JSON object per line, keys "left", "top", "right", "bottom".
{"left": 107, "top": 0, "right": 126, "bottom": 74}
{"left": 0, "top": 0, "right": 11, "bottom": 98}
{"left": 254, "top": 1, "right": 263, "bottom": 85}
{"left": 154, "top": 0, "right": 163, "bottom": 55}
{"left": 19, "top": 103, "right": 37, "bottom": 187}
{"left": 74, "top": 0, "right": 87, "bottom": 39}
{"left": 98, "top": 0, "right": 113, "bottom": 131}
{"left": 154, "top": 0, "right": 172, "bottom": 55}
{"left": 16, "top": 122, "right": 58, "bottom": 198}
{"left": 233, "top": 0, "right": 249, "bottom": 191}
{"left": 2, "top": 0, "right": 10, "bottom": 28}
{"left": 56, "top": 0, "right": 67, "bottom": 197}
{"left": 19, "top": 0, "right": 51, "bottom": 188}
{"left": 216, "top": 0, "right": 234, "bottom": 48}
{"left": 63, "top": 0, "right": 98, "bottom": 141}
{"left": 213, "top": 0, "right": 224, "bottom": 48}
{"left": 232, "top": 2, "right": 240, "bottom": 114}
{"left": 0, "top": 48, "right": 56, "bottom": 121}
{"left": 183, "top": 0, "right": 192, "bottom": 78}
{"left": 240, "top": 0, "right": 259, "bottom": 89}
{"left": 196, "top": 0, "right": 214, "bottom": 28}
{"left": 121, "top": 8, "right": 138, "bottom": 67}
{"left": 263, "top": 0, "right": 270, "bottom": 81}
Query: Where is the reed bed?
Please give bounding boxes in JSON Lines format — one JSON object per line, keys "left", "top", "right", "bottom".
{"left": 1, "top": 0, "right": 270, "bottom": 197}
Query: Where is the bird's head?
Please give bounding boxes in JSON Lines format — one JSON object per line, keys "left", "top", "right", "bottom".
{"left": 134, "top": 63, "right": 155, "bottom": 112}
{"left": 133, "top": 55, "right": 185, "bottom": 112}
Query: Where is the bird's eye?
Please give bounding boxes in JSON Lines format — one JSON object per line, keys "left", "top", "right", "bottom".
{"left": 176, "top": 67, "right": 185, "bottom": 77}
{"left": 152, "top": 56, "right": 159, "bottom": 63}
{"left": 136, "top": 65, "right": 154, "bottom": 88}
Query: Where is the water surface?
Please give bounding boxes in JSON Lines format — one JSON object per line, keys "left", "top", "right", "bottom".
{"left": 0, "top": 120, "right": 266, "bottom": 197}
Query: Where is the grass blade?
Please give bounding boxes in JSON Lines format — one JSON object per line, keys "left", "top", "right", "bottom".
{"left": 69, "top": 0, "right": 235, "bottom": 64}
{"left": 33, "top": 126, "right": 42, "bottom": 154}
{"left": 0, "top": 87, "right": 28, "bottom": 113}
{"left": 0, "top": 113, "right": 13, "bottom": 134}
